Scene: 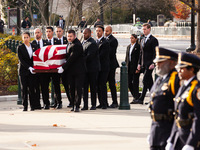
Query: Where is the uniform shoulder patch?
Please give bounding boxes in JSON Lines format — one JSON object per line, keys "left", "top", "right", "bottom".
{"left": 196, "top": 88, "right": 200, "bottom": 100}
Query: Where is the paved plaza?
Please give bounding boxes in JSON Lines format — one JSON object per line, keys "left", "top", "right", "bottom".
{"left": 0, "top": 97, "right": 151, "bottom": 150}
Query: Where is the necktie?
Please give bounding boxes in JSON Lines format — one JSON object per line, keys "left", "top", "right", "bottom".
{"left": 37, "top": 41, "right": 40, "bottom": 48}
{"left": 96, "top": 40, "right": 100, "bottom": 45}
{"left": 49, "top": 40, "right": 51, "bottom": 45}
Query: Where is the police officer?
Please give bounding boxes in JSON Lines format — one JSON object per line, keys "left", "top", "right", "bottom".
{"left": 148, "top": 47, "right": 180, "bottom": 150}
{"left": 166, "top": 52, "right": 200, "bottom": 150}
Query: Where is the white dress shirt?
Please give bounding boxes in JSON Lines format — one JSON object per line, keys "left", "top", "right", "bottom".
{"left": 25, "top": 44, "right": 33, "bottom": 58}
{"left": 36, "top": 39, "right": 43, "bottom": 48}
{"left": 129, "top": 43, "right": 136, "bottom": 61}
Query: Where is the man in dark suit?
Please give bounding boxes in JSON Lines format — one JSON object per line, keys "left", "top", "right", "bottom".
{"left": 55, "top": 26, "right": 72, "bottom": 107}
{"left": 132, "top": 23, "right": 159, "bottom": 104}
{"left": 96, "top": 25, "right": 110, "bottom": 109}
{"left": 105, "top": 26, "right": 119, "bottom": 108}
{"left": 38, "top": 26, "right": 62, "bottom": 109}
{"left": 32, "top": 28, "right": 48, "bottom": 109}
{"left": 57, "top": 29, "right": 86, "bottom": 112}
{"left": 125, "top": 34, "right": 141, "bottom": 103}
{"left": 81, "top": 28, "right": 100, "bottom": 110}
{"left": 56, "top": 15, "right": 65, "bottom": 29}
{"left": 21, "top": 17, "right": 31, "bottom": 29}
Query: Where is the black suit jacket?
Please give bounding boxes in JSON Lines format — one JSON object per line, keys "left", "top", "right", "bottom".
{"left": 97, "top": 37, "right": 110, "bottom": 72}
{"left": 107, "top": 34, "right": 119, "bottom": 69}
{"left": 139, "top": 35, "right": 158, "bottom": 68}
{"left": 17, "top": 43, "right": 37, "bottom": 76}
{"left": 125, "top": 42, "right": 140, "bottom": 74}
{"left": 83, "top": 37, "right": 100, "bottom": 73}
{"left": 46, "top": 38, "right": 60, "bottom": 45}
{"left": 32, "top": 39, "right": 48, "bottom": 49}
{"left": 62, "top": 38, "right": 86, "bottom": 75}
{"left": 56, "top": 36, "right": 68, "bottom": 45}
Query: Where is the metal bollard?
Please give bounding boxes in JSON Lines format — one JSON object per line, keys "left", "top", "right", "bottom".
{"left": 17, "top": 74, "right": 22, "bottom": 105}
{"left": 119, "top": 62, "right": 130, "bottom": 110}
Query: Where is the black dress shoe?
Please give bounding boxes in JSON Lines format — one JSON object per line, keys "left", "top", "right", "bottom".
{"left": 90, "top": 106, "right": 96, "bottom": 110}
{"left": 67, "top": 104, "right": 73, "bottom": 108}
{"left": 71, "top": 108, "right": 74, "bottom": 111}
{"left": 81, "top": 107, "right": 88, "bottom": 110}
{"left": 23, "top": 107, "right": 28, "bottom": 111}
{"left": 50, "top": 103, "right": 57, "bottom": 108}
{"left": 30, "top": 108, "right": 34, "bottom": 111}
{"left": 56, "top": 103, "right": 62, "bottom": 109}
{"left": 74, "top": 108, "right": 80, "bottom": 112}
{"left": 109, "top": 103, "right": 118, "bottom": 108}
{"left": 96, "top": 105, "right": 102, "bottom": 109}
{"left": 130, "top": 99, "right": 143, "bottom": 104}
{"left": 102, "top": 106, "right": 107, "bottom": 109}
{"left": 44, "top": 105, "right": 50, "bottom": 109}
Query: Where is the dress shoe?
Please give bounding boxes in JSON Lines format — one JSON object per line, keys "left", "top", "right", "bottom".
{"left": 67, "top": 104, "right": 73, "bottom": 108}
{"left": 130, "top": 99, "right": 143, "bottom": 104}
{"left": 74, "top": 108, "right": 80, "bottom": 112}
{"left": 81, "top": 107, "right": 88, "bottom": 110}
{"left": 30, "top": 108, "right": 34, "bottom": 111}
{"left": 71, "top": 108, "right": 74, "bottom": 111}
{"left": 23, "top": 107, "right": 28, "bottom": 111}
{"left": 108, "top": 103, "right": 118, "bottom": 108}
{"left": 90, "top": 106, "right": 96, "bottom": 110}
{"left": 102, "top": 106, "right": 107, "bottom": 109}
{"left": 50, "top": 103, "right": 57, "bottom": 108}
{"left": 44, "top": 105, "right": 50, "bottom": 109}
{"left": 56, "top": 103, "right": 63, "bottom": 109}
{"left": 96, "top": 105, "right": 102, "bottom": 109}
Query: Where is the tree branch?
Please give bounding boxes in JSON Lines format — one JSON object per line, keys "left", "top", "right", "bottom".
{"left": 179, "top": 0, "right": 200, "bottom": 12}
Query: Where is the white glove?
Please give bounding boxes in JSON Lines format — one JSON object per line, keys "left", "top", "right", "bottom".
{"left": 146, "top": 134, "right": 150, "bottom": 145}
{"left": 57, "top": 67, "right": 64, "bottom": 74}
{"left": 29, "top": 67, "right": 36, "bottom": 74}
{"left": 182, "top": 145, "right": 194, "bottom": 150}
{"left": 165, "top": 142, "right": 174, "bottom": 150}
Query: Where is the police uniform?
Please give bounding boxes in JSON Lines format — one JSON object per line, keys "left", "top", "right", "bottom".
{"left": 149, "top": 47, "right": 180, "bottom": 150}
{"left": 167, "top": 52, "right": 200, "bottom": 150}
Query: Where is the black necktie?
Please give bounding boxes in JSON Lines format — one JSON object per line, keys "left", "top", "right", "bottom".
{"left": 49, "top": 40, "right": 51, "bottom": 45}
{"left": 37, "top": 41, "right": 40, "bottom": 48}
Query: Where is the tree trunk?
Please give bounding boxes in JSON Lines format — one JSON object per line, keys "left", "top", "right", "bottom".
{"left": 77, "top": 0, "right": 83, "bottom": 21}
{"left": 196, "top": 1, "right": 200, "bottom": 53}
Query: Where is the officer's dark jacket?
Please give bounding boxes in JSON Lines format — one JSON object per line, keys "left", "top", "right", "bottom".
{"left": 169, "top": 76, "right": 200, "bottom": 149}
{"left": 149, "top": 69, "right": 180, "bottom": 146}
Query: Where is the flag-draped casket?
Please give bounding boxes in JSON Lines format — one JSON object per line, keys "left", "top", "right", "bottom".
{"left": 33, "top": 45, "right": 67, "bottom": 72}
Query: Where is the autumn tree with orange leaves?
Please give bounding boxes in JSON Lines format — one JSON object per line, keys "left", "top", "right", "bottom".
{"left": 171, "top": 1, "right": 191, "bottom": 20}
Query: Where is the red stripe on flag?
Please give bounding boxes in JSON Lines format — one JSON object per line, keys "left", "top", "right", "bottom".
{"left": 44, "top": 45, "right": 52, "bottom": 62}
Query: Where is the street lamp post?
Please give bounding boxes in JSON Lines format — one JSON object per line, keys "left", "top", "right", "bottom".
{"left": 186, "top": 0, "right": 196, "bottom": 52}
{"left": 16, "top": 1, "right": 21, "bottom": 35}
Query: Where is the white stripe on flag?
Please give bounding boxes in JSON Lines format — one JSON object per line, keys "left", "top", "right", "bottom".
{"left": 39, "top": 46, "right": 48, "bottom": 61}
{"left": 48, "top": 45, "right": 57, "bottom": 60}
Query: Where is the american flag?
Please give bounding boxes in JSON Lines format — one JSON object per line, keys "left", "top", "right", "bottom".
{"left": 33, "top": 45, "right": 67, "bottom": 70}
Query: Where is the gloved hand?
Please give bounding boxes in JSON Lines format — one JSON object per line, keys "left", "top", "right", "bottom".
{"left": 57, "top": 66, "right": 64, "bottom": 74}
{"left": 29, "top": 67, "right": 36, "bottom": 74}
{"left": 165, "top": 142, "right": 174, "bottom": 150}
{"left": 182, "top": 145, "right": 194, "bottom": 150}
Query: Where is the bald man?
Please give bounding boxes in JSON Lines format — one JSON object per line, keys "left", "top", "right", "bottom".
{"left": 32, "top": 28, "right": 48, "bottom": 109}
{"left": 105, "top": 26, "right": 119, "bottom": 108}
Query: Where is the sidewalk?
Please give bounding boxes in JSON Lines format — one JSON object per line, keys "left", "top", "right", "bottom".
{"left": 0, "top": 96, "right": 151, "bottom": 150}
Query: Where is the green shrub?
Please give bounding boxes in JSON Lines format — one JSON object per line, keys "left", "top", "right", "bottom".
{"left": 7, "top": 85, "right": 18, "bottom": 92}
